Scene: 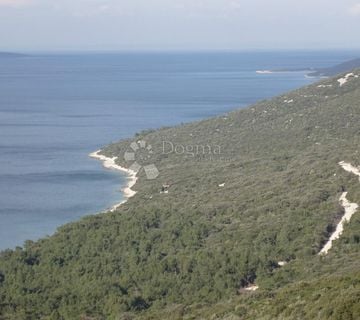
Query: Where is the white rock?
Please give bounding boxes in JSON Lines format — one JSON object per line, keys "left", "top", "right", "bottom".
{"left": 337, "top": 73, "right": 355, "bottom": 87}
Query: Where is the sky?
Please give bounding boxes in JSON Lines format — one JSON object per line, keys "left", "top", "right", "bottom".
{"left": 0, "top": 0, "right": 360, "bottom": 51}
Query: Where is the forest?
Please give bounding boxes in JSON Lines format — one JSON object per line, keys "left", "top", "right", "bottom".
{"left": 1, "top": 70, "right": 360, "bottom": 319}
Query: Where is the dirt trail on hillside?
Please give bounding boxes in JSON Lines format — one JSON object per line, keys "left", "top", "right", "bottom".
{"left": 319, "top": 162, "right": 360, "bottom": 255}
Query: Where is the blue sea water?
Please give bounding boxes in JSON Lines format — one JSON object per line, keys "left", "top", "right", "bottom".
{"left": 0, "top": 51, "right": 359, "bottom": 250}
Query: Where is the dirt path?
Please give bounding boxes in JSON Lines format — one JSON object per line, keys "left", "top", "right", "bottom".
{"left": 319, "top": 161, "right": 360, "bottom": 255}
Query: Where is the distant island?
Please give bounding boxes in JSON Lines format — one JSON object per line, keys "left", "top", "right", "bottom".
{"left": 256, "top": 67, "right": 315, "bottom": 74}
{"left": 256, "top": 57, "right": 360, "bottom": 78}
{"left": 0, "top": 52, "right": 26, "bottom": 58}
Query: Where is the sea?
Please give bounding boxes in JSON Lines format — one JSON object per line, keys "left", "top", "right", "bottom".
{"left": 0, "top": 51, "right": 359, "bottom": 250}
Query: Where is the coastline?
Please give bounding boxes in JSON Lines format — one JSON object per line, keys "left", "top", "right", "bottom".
{"left": 89, "top": 150, "right": 138, "bottom": 212}
{"left": 256, "top": 69, "right": 315, "bottom": 75}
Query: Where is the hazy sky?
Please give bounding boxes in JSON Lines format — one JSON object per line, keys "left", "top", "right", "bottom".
{"left": 1, "top": 0, "right": 360, "bottom": 51}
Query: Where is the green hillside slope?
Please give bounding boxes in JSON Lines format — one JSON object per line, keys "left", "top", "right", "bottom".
{"left": 1, "top": 70, "right": 360, "bottom": 320}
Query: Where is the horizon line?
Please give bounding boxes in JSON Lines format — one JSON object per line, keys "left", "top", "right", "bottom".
{"left": 2, "top": 48, "right": 360, "bottom": 55}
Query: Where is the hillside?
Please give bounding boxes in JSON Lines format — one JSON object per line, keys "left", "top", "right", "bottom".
{"left": 308, "top": 58, "right": 360, "bottom": 77}
{"left": 1, "top": 70, "right": 360, "bottom": 319}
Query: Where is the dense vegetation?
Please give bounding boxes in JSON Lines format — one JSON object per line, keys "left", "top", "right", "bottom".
{"left": 1, "top": 70, "right": 360, "bottom": 319}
